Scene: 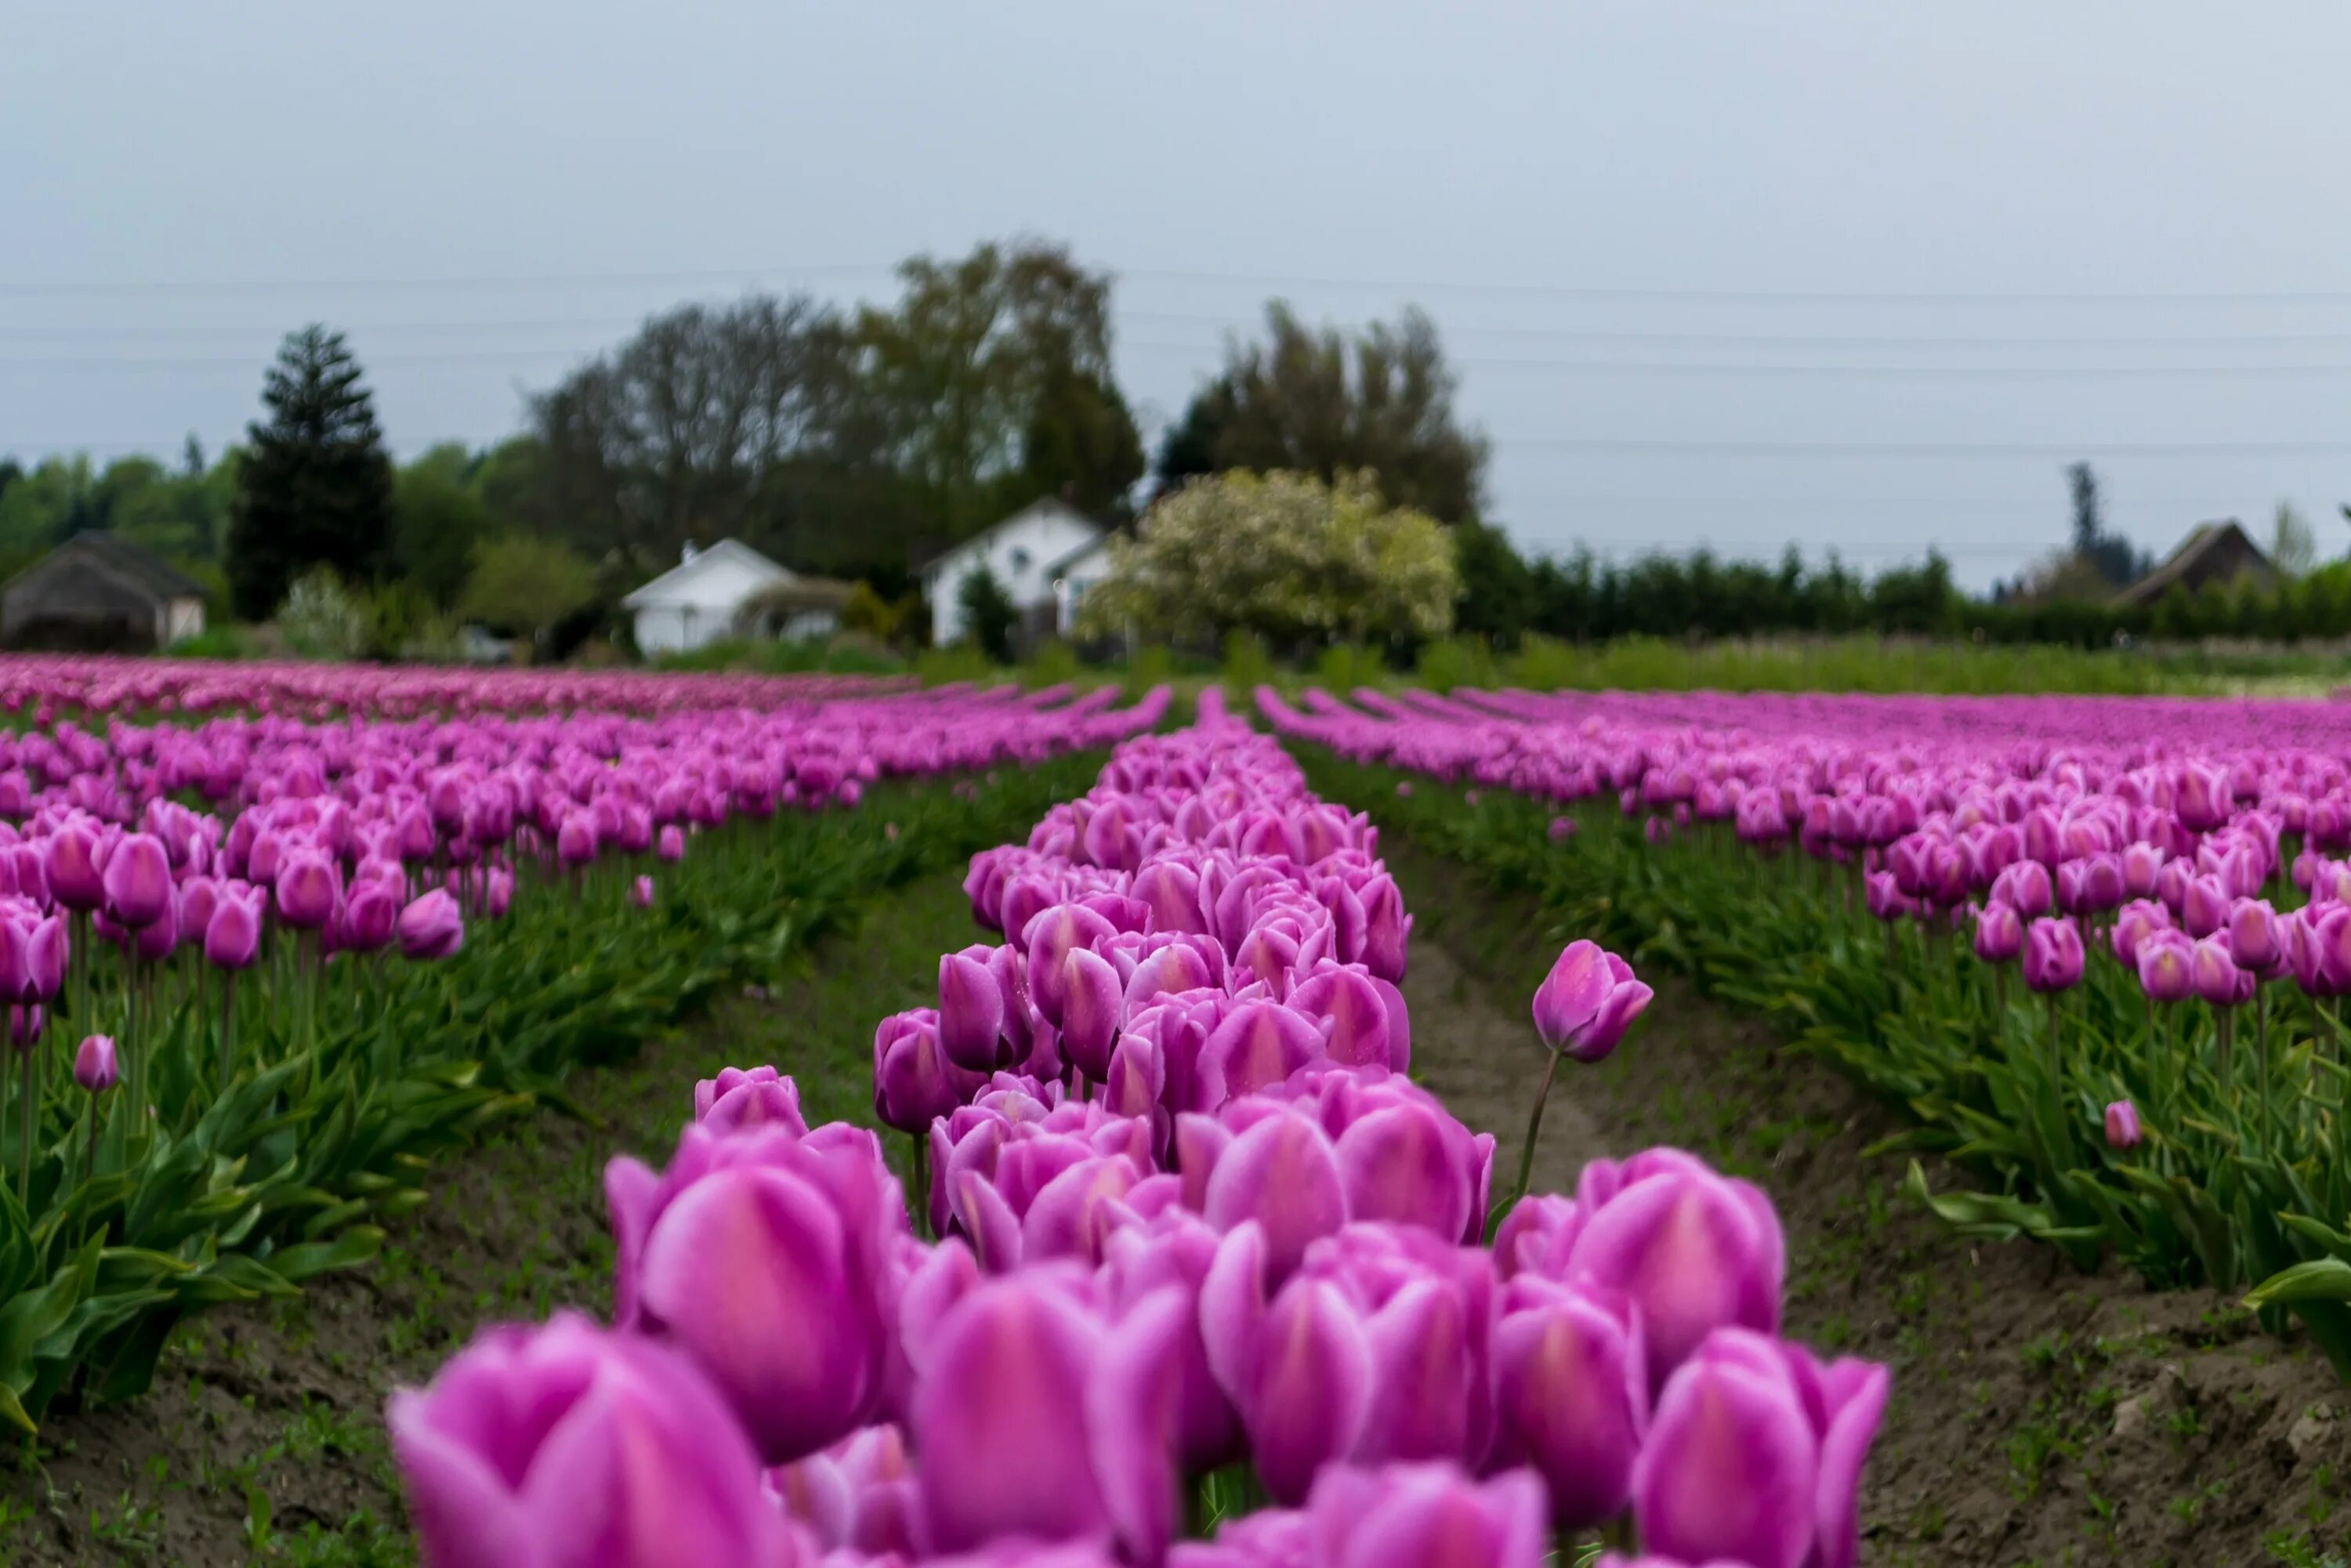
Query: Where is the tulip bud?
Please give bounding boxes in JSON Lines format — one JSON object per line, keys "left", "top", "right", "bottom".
{"left": 1060, "top": 947, "right": 1125, "bottom": 1083}
{"left": 388, "top": 1313, "right": 792, "bottom": 1568}
{"left": 657, "top": 824, "right": 686, "bottom": 863}
{"left": 1971, "top": 903, "right": 2023, "bottom": 965}
{"left": 43, "top": 824, "right": 103, "bottom": 913}
{"left": 73, "top": 1034, "right": 118, "bottom": 1094}
{"left": 1531, "top": 940, "right": 1652, "bottom": 1063}
{"left": 1491, "top": 1277, "right": 1646, "bottom": 1529}
{"left": 2137, "top": 929, "right": 2195, "bottom": 1004}
{"left": 937, "top": 950, "right": 1007, "bottom": 1073}
{"left": 1990, "top": 860, "right": 2051, "bottom": 918}
{"left": 205, "top": 889, "right": 263, "bottom": 972}
{"left": 632, "top": 875, "right": 654, "bottom": 908}
{"left": 339, "top": 882, "right": 398, "bottom": 953}
{"left": 100, "top": 831, "right": 172, "bottom": 929}
{"left": 2180, "top": 875, "right": 2230, "bottom": 939}
{"left": 2104, "top": 1099, "right": 2142, "bottom": 1150}
{"left": 2227, "top": 897, "right": 2284, "bottom": 977}
{"left": 273, "top": 847, "right": 341, "bottom": 930}
{"left": 397, "top": 889, "right": 465, "bottom": 961}
{"left": 2022, "top": 917, "right": 2085, "bottom": 994}
{"left": 1633, "top": 1329, "right": 1888, "bottom": 1568}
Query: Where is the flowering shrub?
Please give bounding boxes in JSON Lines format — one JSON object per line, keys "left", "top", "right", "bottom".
{"left": 397, "top": 694, "right": 1884, "bottom": 1564}
{"left": 1077, "top": 471, "right": 1457, "bottom": 648}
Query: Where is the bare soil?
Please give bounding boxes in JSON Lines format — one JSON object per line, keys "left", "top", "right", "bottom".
{"left": 1391, "top": 832, "right": 2350, "bottom": 1568}
{"left": 11, "top": 837, "right": 2350, "bottom": 1567}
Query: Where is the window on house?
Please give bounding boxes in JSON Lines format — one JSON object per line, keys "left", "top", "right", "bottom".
{"left": 1008, "top": 547, "right": 1032, "bottom": 574}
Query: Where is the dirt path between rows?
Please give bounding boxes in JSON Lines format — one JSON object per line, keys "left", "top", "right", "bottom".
{"left": 1388, "top": 831, "right": 2350, "bottom": 1568}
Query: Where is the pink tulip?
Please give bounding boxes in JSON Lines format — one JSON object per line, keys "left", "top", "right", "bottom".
{"left": 73, "top": 1034, "right": 118, "bottom": 1093}
{"left": 100, "top": 831, "right": 172, "bottom": 929}
{"left": 397, "top": 889, "right": 465, "bottom": 961}
{"left": 386, "top": 1313, "right": 793, "bottom": 1568}
{"left": 1516, "top": 1150, "right": 1784, "bottom": 1393}
{"left": 1531, "top": 940, "right": 1652, "bottom": 1063}
{"left": 2105, "top": 1100, "right": 2143, "bottom": 1150}
{"left": 937, "top": 950, "right": 1006, "bottom": 1072}
{"left": 2022, "top": 917, "right": 2084, "bottom": 994}
{"left": 614, "top": 1123, "right": 899, "bottom": 1464}
{"left": 205, "top": 888, "right": 263, "bottom": 971}
{"left": 1971, "top": 903, "right": 2023, "bottom": 965}
{"left": 696, "top": 1065, "right": 811, "bottom": 1139}
{"left": 1633, "top": 1328, "right": 1889, "bottom": 1568}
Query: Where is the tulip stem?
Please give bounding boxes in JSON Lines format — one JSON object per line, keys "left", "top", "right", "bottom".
{"left": 220, "top": 972, "right": 238, "bottom": 1087}
{"left": 909, "top": 1133, "right": 931, "bottom": 1242}
{"left": 2256, "top": 987, "right": 2273, "bottom": 1156}
{"left": 1513, "top": 1048, "right": 1563, "bottom": 1205}
{"left": 20, "top": 1036, "right": 34, "bottom": 1207}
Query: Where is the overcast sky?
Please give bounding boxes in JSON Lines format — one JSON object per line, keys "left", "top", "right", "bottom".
{"left": 8, "top": 2, "right": 2351, "bottom": 589}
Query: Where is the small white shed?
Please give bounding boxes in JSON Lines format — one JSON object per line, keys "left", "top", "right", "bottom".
{"left": 918, "top": 499, "right": 1105, "bottom": 646}
{"left": 623, "top": 539, "right": 835, "bottom": 657}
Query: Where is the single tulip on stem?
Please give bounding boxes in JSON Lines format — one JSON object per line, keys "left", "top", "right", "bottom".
{"left": 1520, "top": 940, "right": 1651, "bottom": 1205}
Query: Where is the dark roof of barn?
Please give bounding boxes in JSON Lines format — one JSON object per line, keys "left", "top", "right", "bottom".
{"left": 4, "top": 534, "right": 205, "bottom": 603}
{"left": 2115, "top": 520, "right": 2275, "bottom": 607}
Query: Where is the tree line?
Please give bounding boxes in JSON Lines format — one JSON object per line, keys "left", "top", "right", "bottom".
{"left": 5, "top": 230, "right": 2346, "bottom": 660}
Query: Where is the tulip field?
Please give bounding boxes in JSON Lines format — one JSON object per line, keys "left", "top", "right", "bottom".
{"left": 10, "top": 658, "right": 2351, "bottom": 1564}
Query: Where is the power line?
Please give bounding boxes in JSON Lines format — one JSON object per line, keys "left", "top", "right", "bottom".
{"left": 1498, "top": 437, "right": 2351, "bottom": 458}
{"left": 20, "top": 311, "right": 2351, "bottom": 352}
{"left": 8, "top": 260, "right": 2351, "bottom": 308}
{"left": 27, "top": 340, "right": 2351, "bottom": 381}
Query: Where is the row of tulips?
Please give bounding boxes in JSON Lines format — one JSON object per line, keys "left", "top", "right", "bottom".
{"left": 1258, "top": 683, "right": 2351, "bottom": 1374}
{"left": 0, "top": 678, "right": 1164, "bottom": 1429}
{"left": 0, "top": 652, "right": 911, "bottom": 722}
{"left": 393, "top": 690, "right": 1888, "bottom": 1568}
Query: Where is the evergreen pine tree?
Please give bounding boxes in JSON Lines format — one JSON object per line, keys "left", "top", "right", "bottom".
{"left": 227, "top": 326, "right": 394, "bottom": 620}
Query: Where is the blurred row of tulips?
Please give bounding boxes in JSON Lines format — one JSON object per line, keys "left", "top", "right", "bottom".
{"left": 0, "top": 668, "right": 1157, "bottom": 1431}
{"left": 1261, "top": 683, "right": 2351, "bottom": 1377}
{"left": 393, "top": 689, "right": 1887, "bottom": 1568}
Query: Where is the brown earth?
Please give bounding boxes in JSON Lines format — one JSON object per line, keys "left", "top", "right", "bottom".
{"left": 1390, "top": 831, "right": 2350, "bottom": 1568}
{"left": 9, "top": 836, "right": 2350, "bottom": 1567}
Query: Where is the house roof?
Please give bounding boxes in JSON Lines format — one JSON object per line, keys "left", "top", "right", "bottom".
{"left": 915, "top": 498, "right": 1104, "bottom": 578}
{"left": 2115, "top": 520, "right": 2275, "bottom": 607}
{"left": 2, "top": 532, "right": 205, "bottom": 603}
{"left": 620, "top": 538, "right": 792, "bottom": 609}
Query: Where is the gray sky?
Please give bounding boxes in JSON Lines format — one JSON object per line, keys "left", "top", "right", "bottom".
{"left": 8, "top": 1, "right": 2351, "bottom": 590}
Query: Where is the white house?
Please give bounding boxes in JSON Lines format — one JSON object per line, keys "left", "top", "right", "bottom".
{"left": 919, "top": 498, "right": 1107, "bottom": 646}
{"left": 623, "top": 539, "right": 842, "bottom": 657}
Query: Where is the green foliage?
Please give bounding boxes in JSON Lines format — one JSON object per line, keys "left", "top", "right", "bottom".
{"left": 1414, "top": 636, "right": 1502, "bottom": 691}
{"left": 652, "top": 636, "right": 905, "bottom": 676}
{"left": 1312, "top": 643, "right": 1390, "bottom": 692}
{"left": 393, "top": 445, "right": 494, "bottom": 608}
{"left": 228, "top": 327, "right": 395, "bottom": 621}
{"left": 1154, "top": 302, "right": 1487, "bottom": 523}
{"left": 1020, "top": 639, "right": 1082, "bottom": 689}
{"left": 527, "top": 240, "right": 1140, "bottom": 590}
{"left": 458, "top": 536, "right": 598, "bottom": 654}
{"left": 1219, "top": 629, "right": 1275, "bottom": 697}
{"left": 955, "top": 567, "right": 1019, "bottom": 663}
{"left": 915, "top": 642, "right": 998, "bottom": 686}
{"left": 161, "top": 625, "right": 252, "bottom": 661}
{"left": 1082, "top": 471, "right": 1458, "bottom": 649}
